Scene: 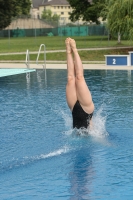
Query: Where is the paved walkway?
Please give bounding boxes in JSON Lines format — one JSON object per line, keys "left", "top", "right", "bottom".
{"left": 0, "top": 46, "right": 133, "bottom": 70}
{"left": 0, "top": 46, "right": 132, "bottom": 56}
{"left": 0, "top": 63, "right": 133, "bottom": 70}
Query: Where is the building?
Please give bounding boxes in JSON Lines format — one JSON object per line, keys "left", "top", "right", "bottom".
{"left": 31, "top": 0, "right": 42, "bottom": 19}
{"left": 40, "top": 0, "right": 72, "bottom": 24}
{"left": 31, "top": 0, "right": 82, "bottom": 25}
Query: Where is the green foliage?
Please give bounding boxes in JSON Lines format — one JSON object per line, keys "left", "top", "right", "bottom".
{"left": 41, "top": 9, "right": 60, "bottom": 22}
{"left": 52, "top": 13, "right": 60, "bottom": 22}
{"left": 67, "top": 0, "right": 106, "bottom": 24}
{"left": 0, "top": 0, "right": 12, "bottom": 29}
{"left": 41, "top": 9, "right": 52, "bottom": 21}
{"left": 0, "top": 0, "right": 31, "bottom": 29}
{"left": 19, "top": 0, "right": 31, "bottom": 16}
{"left": 101, "top": 0, "right": 133, "bottom": 41}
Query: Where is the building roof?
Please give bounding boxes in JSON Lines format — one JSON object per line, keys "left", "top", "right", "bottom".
{"left": 32, "top": 0, "right": 70, "bottom": 8}
{"left": 32, "top": 0, "right": 43, "bottom": 8}
{"left": 42, "top": 0, "right": 69, "bottom": 6}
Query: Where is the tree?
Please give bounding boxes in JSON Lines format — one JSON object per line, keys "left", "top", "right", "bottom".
{"left": 41, "top": 9, "right": 60, "bottom": 22}
{"left": 67, "top": 0, "right": 106, "bottom": 24}
{"left": 19, "top": 0, "right": 31, "bottom": 16}
{"left": 41, "top": 9, "right": 53, "bottom": 21}
{"left": 101, "top": 0, "right": 133, "bottom": 43}
{"left": 52, "top": 13, "right": 60, "bottom": 22}
{"left": 0, "top": 0, "right": 31, "bottom": 29}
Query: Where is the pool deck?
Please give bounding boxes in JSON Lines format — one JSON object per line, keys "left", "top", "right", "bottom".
{"left": 0, "top": 62, "right": 133, "bottom": 70}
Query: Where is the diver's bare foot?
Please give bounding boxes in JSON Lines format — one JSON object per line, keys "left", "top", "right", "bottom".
{"left": 69, "top": 38, "right": 77, "bottom": 53}
{"left": 65, "top": 38, "right": 72, "bottom": 54}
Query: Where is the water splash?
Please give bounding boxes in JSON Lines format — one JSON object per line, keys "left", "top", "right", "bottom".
{"left": 38, "top": 146, "right": 69, "bottom": 159}
{"left": 63, "top": 105, "right": 108, "bottom": 139}
{"left": 88, "top": 106, "right": 108, "bottom": 138}
{"left": 44, "top": 101, "right": 108, "bottom": 139}
{"left": 60, "top": 109, "right": 72, "bottom": 128}
{"left": 0, "top": 146, "right": 69, "bottom": 172}
{"left": 50, "top": 103, "right": 72, "bottom": 128}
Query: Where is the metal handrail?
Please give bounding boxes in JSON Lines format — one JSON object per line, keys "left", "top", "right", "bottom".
{"left": 36, "top": 44, "right": 46, "bottom": 70}
{"left": 36, "top": 44, "right": 47, "bottom": 85}
{"left": 25, "top": 49, "right": 30, "bottom": 69}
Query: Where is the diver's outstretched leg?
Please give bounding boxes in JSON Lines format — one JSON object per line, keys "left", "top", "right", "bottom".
{"left": 65, "top": 38, "right": 77, "bottom": 110}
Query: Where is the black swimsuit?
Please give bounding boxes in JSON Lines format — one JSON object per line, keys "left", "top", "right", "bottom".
{"left": 72, "top": 100, "right": 93, "bottom": 129}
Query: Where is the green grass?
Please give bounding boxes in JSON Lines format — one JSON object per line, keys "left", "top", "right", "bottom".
{"left": 0, "top": 35, "right": 133, "bottom": 53}
{"left": 0, "top": 48, "right": 133, "bottom": 62}
{"left": 0, "top": 36, "right": 133, "bottom": 61}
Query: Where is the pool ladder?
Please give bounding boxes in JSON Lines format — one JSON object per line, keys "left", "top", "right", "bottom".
{"left": 36, "top": 44, "right": 47, "bottom": 83}
{"left": 25, "top": 44, "right": 46, "bottom": 70}
{"left": 25, "top": 44, "right": 47, "bottom": 84}
{"left": 36, "top": 44, "right": 46, "bottom": 70}
{"left": 25, "top": 49, "right": 30, "bottom": 69}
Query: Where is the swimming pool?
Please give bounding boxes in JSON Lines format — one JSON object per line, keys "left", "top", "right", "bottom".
{"left": 0, "top": 69, "right": 133, "bottom": 199}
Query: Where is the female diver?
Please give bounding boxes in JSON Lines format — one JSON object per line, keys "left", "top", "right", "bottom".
{"left": 65, "top": 37, "right": 94, "bottom": 129}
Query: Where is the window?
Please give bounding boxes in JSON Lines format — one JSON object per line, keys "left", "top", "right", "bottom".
{"left": 54, "top": 6, "right": 56, "bottom": 9}
{"left": 58, "top": 6, "right": 60, "bottom": 9}
{"left": 61, "top": 6, "right": 63, "bottom": 9}
{"left": 61, "top": 12, "right": 64, "bottom": 15}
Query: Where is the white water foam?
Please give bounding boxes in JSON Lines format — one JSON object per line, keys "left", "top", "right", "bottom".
{"left": 44, "top": 101, "right": 108, "bottom": 139}
{"left": 34, "top": 146, "right": 69, "bottom": 160}
{"left": 60, "top": 110, "right": 72, "bottom": 128}
{"left": 62, "top": 105, "right": 108, "bottom": 139}
{"left": 88, "top": 106, "right": 108, "bottom": 138}
{"left": 49, "top": 103, "right": 72, "bottom": 128}
{"left": 0, "top": 146, "right": 69, "bottom": 172}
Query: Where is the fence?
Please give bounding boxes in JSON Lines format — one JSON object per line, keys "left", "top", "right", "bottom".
{"left": 0, "top": 25, "right": 107, "bottom": 38}
{"left": 0, "top": 17, "right": 108, "bottom": 38}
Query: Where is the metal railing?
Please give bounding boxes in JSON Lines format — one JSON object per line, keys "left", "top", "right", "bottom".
{"left": 25, "top": 49, "right": 30, "bottom": 69}
{"left": 36, "top": 44, "right": 46, "bottom": 70}
{"left": 36, "top": 44, "right": 47, "bottom": 85}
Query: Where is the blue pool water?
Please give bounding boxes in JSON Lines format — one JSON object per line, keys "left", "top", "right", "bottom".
{"left": 0, "top": 69, "right": 133, "bottom": 200}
